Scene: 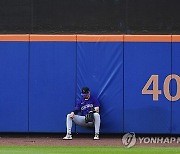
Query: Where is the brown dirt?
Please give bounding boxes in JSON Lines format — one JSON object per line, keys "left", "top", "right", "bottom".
{"left": 0, "top": 133, "right": 180, "bottom": 147}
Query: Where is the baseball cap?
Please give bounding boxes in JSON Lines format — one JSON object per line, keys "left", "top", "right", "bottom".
{"left": 81, "top": 87, "right": 90, "bottom": 96}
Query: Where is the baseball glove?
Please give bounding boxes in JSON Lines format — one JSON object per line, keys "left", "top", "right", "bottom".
{"left": 85, "top": 111, "right": 94, "bottom": 123}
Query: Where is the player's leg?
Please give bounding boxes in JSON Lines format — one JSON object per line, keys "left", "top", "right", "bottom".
{"left": 63, "top": 114, "right": 73, "bottom": 140}
{"left": 72, "top": 115, "right": 94, "bottom": 127}
{"left": 73, "top": 114, "right": 101, "bottom": 140}
{"left": 63, "top": 114, "right": 93, "bottom": 140}
{"left": 93, "top": 113, "right": 100, "bottom": 140}
{"left": 63, "top": 114, "right": 100, "bottom": 140}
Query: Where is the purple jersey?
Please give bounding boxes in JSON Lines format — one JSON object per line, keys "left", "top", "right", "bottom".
{"left": 74, "top": 96, "right": 100, "bottom": 116}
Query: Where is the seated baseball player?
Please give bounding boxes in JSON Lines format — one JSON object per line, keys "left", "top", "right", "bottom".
{"left": 63, "top": 87, "right": 100, "bottom": 140}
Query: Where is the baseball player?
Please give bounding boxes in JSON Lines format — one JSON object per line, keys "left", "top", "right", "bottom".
{"left": 63, "top": 87, "right": 101, "bottom": 140}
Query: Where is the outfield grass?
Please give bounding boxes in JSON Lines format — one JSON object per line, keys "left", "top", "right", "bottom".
{"left": 0, "top": 146, "right": 180, "bottom": 154}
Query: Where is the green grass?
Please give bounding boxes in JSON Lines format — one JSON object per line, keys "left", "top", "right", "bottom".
{"left": 0, "top": 146, "right": 180, "bottom": 154}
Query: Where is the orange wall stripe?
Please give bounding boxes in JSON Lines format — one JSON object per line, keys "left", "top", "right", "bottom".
{"left": 1, "top": 34, "right": 180, "bottom": 42}
{"left": 124, "top": 35, "right": 171, "bottom": 42}
{"left": 77, "top": 35, "right": 123, "bottom": 42}
{"left": 30, "top": 35, "right": 76, "bottom": 42}
{"left": 0, "top": 35, "right": 29, "bottom": 41}
{"left": 172, "top": 35, "right": 180, "bottom": 42}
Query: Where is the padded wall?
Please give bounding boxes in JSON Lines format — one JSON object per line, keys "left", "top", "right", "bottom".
{"left": 76, "top": 35, "right": 124, "bottom": 133}
{"left": 0, "top": 36, "right": 29, "bottom": 132}
{"left": 29, "top": 36, "right": 76, "bottom": 132}
{"left": 0, "top": 35, "right": 180, "bottom": 134}
{"left": 124, "top": 36, "right": 172, "bottom": 134}
{"left": 172, "top": 36, "right": 180, "bottom": 134}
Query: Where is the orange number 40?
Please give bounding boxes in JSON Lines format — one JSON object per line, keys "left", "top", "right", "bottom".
{"left": 142, "top": 74, "right": 180, "bottom": 101}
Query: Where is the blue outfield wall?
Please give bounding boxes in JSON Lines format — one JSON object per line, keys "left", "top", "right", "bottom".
{"left": 0, "top": 42, "right": 29, "bottom": 132}
{"left": 76, "top": 40, "right": 123, "bottom": 133}
{"left": 0, "top": 35, "right": 180, "bottom": 134}
{"left": 172, "top": 41, "right": 180, "bottom": 134}
{"left": 29, "top": 42, "right": 77, "bottom": 133}
{"left": 124, "top": 42, "right": 171, "bottom": 134}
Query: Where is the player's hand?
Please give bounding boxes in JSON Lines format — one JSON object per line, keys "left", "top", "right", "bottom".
{"left": 94, "top": 107, "right": 99, "bottom": 113}
{"left": 70, "top": 112, "right": 75, "bottom": 118}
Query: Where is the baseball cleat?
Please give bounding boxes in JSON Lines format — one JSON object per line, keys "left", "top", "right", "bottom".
{"left": 93, "top": 134, "right": 99, "bottom": 140}
{"left": 63, "top": 134, "right": 72, "bottom": 140}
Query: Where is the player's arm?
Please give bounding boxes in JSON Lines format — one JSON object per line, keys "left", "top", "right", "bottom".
{"left": 70, "top": 101, "right": 81, "bottom": 118}
{"left": 93, "top": 98, "right": 100, "bottom": 113}
{"left": 70, "top": 109, "right": 79, "bottom": 118}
